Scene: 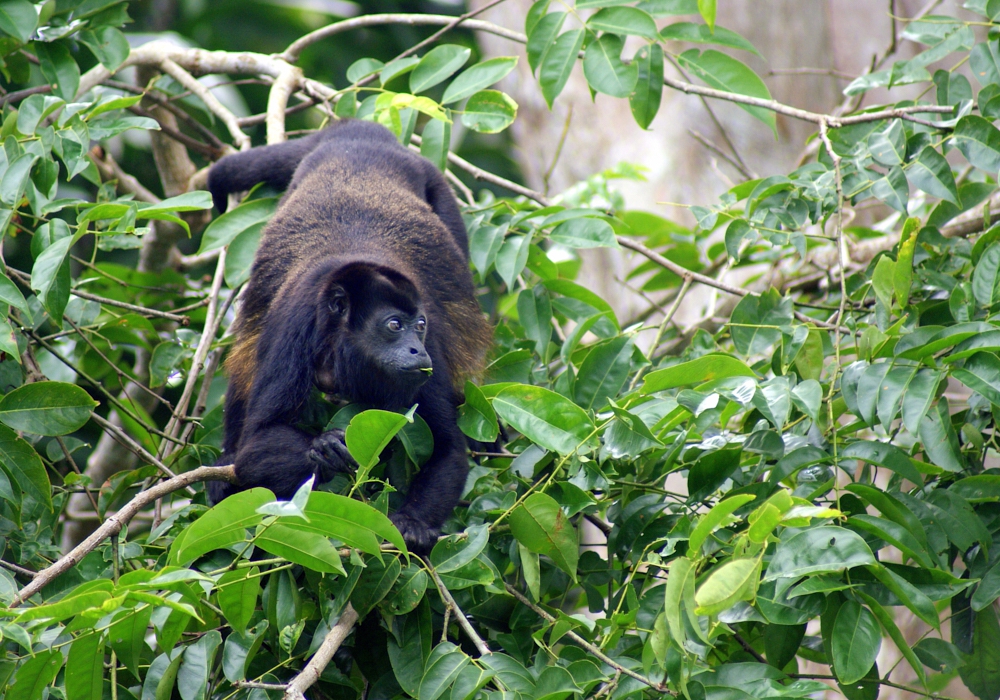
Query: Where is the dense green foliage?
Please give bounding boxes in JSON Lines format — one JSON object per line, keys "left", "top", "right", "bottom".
{"left": 3, "top": 2, "right": 1000, "bottom": 700}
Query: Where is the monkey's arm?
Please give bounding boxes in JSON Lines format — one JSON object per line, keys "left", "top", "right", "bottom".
{"left": 207, "top": 130, "right": 330, "bottom": 212}
{"left": 390, "top": 374, "right": 469, "bottom": 554}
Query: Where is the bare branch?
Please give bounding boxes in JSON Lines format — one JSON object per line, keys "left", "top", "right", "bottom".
{"left": 282, "top": 13, "right": 526, "bottom": 63}
{"left": 13, "top": 465, "right": 236, "bottom": 606}
{"left": 160, "top": 58, "right": 250, "bottom": 150}
{"left": 266, "top": 64, "right": 304, "bottom": 144}
{"left": 283, "top": 604, "right": 360, "bottom": 700}
{"left": 429, "top": 567, "right": 491, "bottom": 656}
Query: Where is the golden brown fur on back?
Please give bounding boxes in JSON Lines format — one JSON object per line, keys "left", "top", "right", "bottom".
{"left": 223, "top": 122, "right": 491, "bottom": 401}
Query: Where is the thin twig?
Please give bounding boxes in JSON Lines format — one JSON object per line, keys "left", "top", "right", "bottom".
{"left": 11, "top": 465, "right": 235, "bottom": 606}
{"left": 430, "top": 567, "right": 491, "bottom": 656}
{"left": 283, "top": 604, "right": 360, "bottom": 700}
{"left": 160, "top": 250, "right": 228, "bottom": 459}
{"left": 160, "top": 59, "right": 250, "bottom": 150}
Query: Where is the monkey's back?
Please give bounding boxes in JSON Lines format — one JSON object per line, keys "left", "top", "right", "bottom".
{"left": 225, "top": 126, "right": 490, "bottom": 400}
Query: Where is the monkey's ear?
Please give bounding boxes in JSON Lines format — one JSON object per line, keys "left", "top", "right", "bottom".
{"left": 327, "top": 284, "right": 348, "bottom": 317}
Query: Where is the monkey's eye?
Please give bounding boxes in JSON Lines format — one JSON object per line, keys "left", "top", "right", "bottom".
{"left": 387, "top": 318, "right": 403, "bottom": 332}
{"left": 416, "top": 318, "right": 426, "bottom": 332}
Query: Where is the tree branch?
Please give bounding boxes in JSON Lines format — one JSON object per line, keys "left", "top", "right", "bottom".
{"left": 283, "top": 604, "right": 359, "bottom": 700}
{"left": 430, "top": 567, "right": 491, "bottom": 656}
{"left": 13, "top": 465, "right": 236, "bottom": 606}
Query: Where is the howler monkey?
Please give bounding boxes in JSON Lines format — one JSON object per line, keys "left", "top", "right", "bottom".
{"left": 205, "top": 120, "right": 492, "bottom": 553}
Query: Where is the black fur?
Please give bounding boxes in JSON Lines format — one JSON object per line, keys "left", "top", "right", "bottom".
{"left": 206, "top": 120, "right": 491, "bottom": 554}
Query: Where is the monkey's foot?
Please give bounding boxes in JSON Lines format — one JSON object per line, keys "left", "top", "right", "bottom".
{"left": 308, "top": 429, "right": 356, "bottom": 482}
{"left": 390, "top": 512, "right": 439, "bottom": 555}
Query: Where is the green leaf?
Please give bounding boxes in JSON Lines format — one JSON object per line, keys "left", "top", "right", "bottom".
{"left": 764, "top": 526, "right": 876, "bottom": 581}
{"left": 678, "top": 49, "right": 776, "bottom": 133}
{"left": 549, "top": 217, "right": 618, "bottom": 248}
{"left": 458, "top": 381, "right": 499, "bottom": 442}
{"left": 856, "top": 592, "right": 926, "bottom": 688}
{"left": 300, "top": 490, "right": 406, "bottom": 554}
{"left": 217, "top": 567, "right": 261, "bottom": 635}
{"left": 527, "top": 10, "right": 566, "bottom": 74}
{"left": 694, "top": 558, "right": 759, "bottom": 616}
{"left": 953, "top": 474, "right": 1000, "bottom": 502}
{"left": 6, "top": 650, "right": 62, "bottom": 700}
{"left": 66, "top": 632, "right": 105, "bottom": 700}
{"left": 386, "top": 563, "right": 428, "bottom": 615}
{"left": 840, "top": 440, "right": 923, "bottom": 484}
{"left": 177, "top": 630, "right": 221, "bottom": 700}
{"left": 954, "top": 351, "right": 1000, "bottom": 405}
{"left": 870, "top": 166, "right": 909, "bottom": 214}
{"left": 534, "top": 666, "right": 582, "bottom": 700}
{"left": 16, "top": 94, "right": 64, "bottom": 136}
{"left": 865, "top": 563, "right": 939, "bottom": 629}
{"left": 587, "top": 6, "right": 658, "bottom": 38}
{"left": 689, "top": 494, "right": 756, "bottom": 554}
{"left": 410, "top": 45, "right": 472, "bottom": 93}
{"left": 417, "top": 643, "right": 469, "bottom": 700}
{"left": 698, "top": 0, "right": 716, "bottom": 29}
{"left": 574, "top": 335, "right": 633, "bottom": 410}
{"left": 0, "top": 424, "right": 51, "bottom": 510}
{"left": 0, "top": 0, "right": 36, "bottom": 42}
{"left": 170, "top": 488, "right": 273, "bottom": 565}
{"left": 198, "top": 198, "right": 277, "bottom": 254}
{"left": 78, "top": 26, "right": 130, "bottom": 71}
{"left": 540, "top": 29, "right": 585, "bottom": 107}
{"left": 495, "top": 233, "right": 531, "bottom": 290}
{"left": 659, "top": 22, "right": 761, "bottom": 56}
{"left": 664, "top": 557, "right": 697, "bottom": 647}
{"left": 959, "top": 606, "right": 1000, "bottom": 700}
{"left": 832, "top": 601, "right": 881, "bottom": 685}
{"left": 973, "top": 558, "right": 1000, "bottom": 611}
{"left": 848, "top": 514, "right": 934, "bottom": 568}
{"left": 953, "top": 115, "right": 1000, "bottom": 173}
{"left": 345, "top": 408, "right": 411, "bottom": 471}
{"left": 919, "top": 400, "right": 965, "bottom": 472}
{"left": 630, "top": 44, "right": 663, "bottom": 129}
{"left": 974, "top": 244, "right": 1000, "bottom": 308}
{"left": 352, "top": 556, "right": 402, "bottom": 615}
{"left": 0, "top": 381, "right": 97, "bottom": 436}
{"left": 730, "top": 289, "right": 792, "bottom": 355}
{"left": 2, "top": 153, "right": 37, "bottom": 206}
{"left": 346, "top": 57, "right": 384, "bottom": 83}
{"left": 642, "top": 354, "right": 755, "bottom": 392}
{"left": 894, "top": 218, "right": 920, "bottom": 305}
{"left": 430, "top": 524, "right": 488, "bottom": 574}
{"left": 149, "top": 341, "right": 187, "bottom": 388}
{"left": 255, "top": 522, "right": 346, "bottom": 574}
{"left": 380, "top": 57, "right": 420, "bottom": 85}
{"left": 109, "top": 605, "right": 152, "bottom": 678}
{"left": 442, "top": 57, "right": 518, "bottom": 104}
{"left": 36, "top": 41, "right": 79, "bottom": 101}
{"left": 869, "top": 120, "right": 905, "bottom": 166}
{"left": 221, "top": 622, "right": 268, "bottom": 683}
{"left": 493, "top": 384, "right": 597, "bottom": 455}
{"left": 420, "top": 117, "right": 451, "bottom": 172}
{"left": 583, "top": 34, "right": 638, "bottom": 98}
{"left": 461, "top": 90, "right": 517, "bottom": 133}
{"left": 902, "top": 369, "right": 941, "bottom": 434}
{"left": 907, "top": 146, "right": 959, "bottom": 205}
{"left": 509, "top": 492, "right": 578, "bottom": 579}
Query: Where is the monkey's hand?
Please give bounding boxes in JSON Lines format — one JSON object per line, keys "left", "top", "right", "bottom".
{"left": 308, "top": 429, "right": 356, "bottom": 483}
{"left": 390, "top": 511, "right": 439, "bottom": 556}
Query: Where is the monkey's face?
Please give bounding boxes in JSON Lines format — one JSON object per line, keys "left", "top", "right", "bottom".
{"left": 314, "top": 298, "right": 432, "bottom": 407}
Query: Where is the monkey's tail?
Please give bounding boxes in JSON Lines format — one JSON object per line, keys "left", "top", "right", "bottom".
{"left": 207, "top": 131, "right": 329, "bottom": 213}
